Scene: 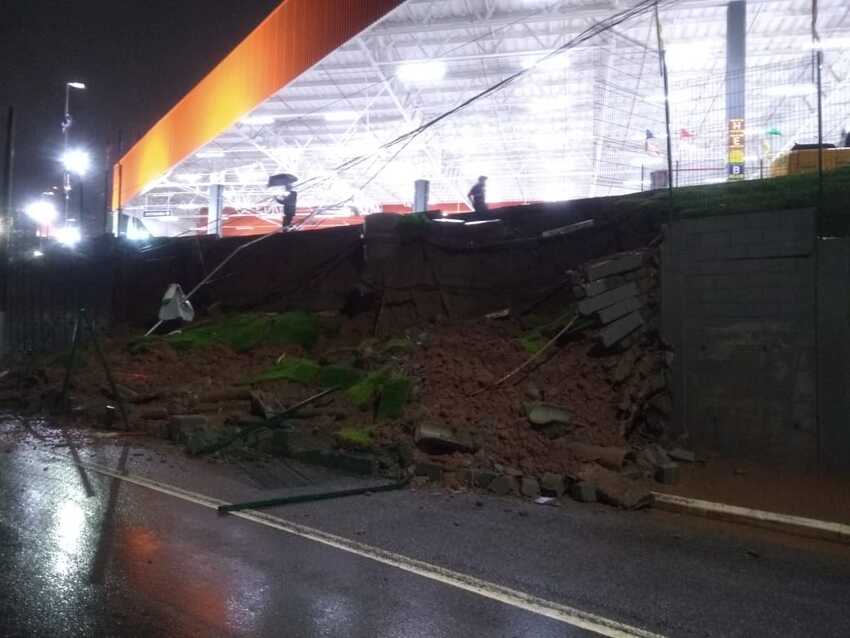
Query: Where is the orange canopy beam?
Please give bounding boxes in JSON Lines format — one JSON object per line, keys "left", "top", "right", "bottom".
{"left": 113, "top": 0, "right": 405, "bottom": 209}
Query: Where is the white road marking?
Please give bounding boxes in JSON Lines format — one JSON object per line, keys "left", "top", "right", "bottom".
{"left": 653, "top": 492, "right": 850, "bottom": 545}
{"left": 74, "top": 457, "right": 664, "bottom": 638}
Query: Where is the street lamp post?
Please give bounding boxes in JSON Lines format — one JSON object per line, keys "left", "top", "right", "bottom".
{"left": 62, "top": 82, "right": 86, "bottom": 222}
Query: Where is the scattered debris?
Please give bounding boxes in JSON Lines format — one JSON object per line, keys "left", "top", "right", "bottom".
{"left": 521, "top": 476, "right": 541, "bottom": 498}
{"left": 489, "top": 475, "right": 518, "bottom": 496}
{"left": 655, "top": 462, "right": 681, "bottom": 485}
{"left": 668, "top": 447, "right": 696, "bottom": 463}
{"left": 578, "top": 465, "right": 652, "bottom": 509}
{"left": 540, "top": 472, "right": 566, "bottom": 497}
{"left": 527, "top": 403, "right": 573, "bottom": 428}
{"left": 570, "top": 481, "right": 598, "bottom": 503}
{"left": 414, "top": 423, "right": 478, "bottom": 454}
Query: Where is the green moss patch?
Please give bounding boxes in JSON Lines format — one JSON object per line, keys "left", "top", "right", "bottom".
{"left": 335, "top": 426, "right": 375, "bottom": 449}
{"left": 377, "top": 376, "right": 412, "bottom": 420}
{"left": 317, "top": 365, "right": 364, "bottom": 389}
{"left": 163, "top": 312, "right": 318, "bottom": 353}
{"left": 346, "top": 370, "right": 391, "bottom": 410}
{"left": 251, "top": 357, "right": 321, "bottom": 384}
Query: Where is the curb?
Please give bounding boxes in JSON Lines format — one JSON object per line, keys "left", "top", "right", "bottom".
{"left": 652, "top": 492, "right": 850, "bottom": 545}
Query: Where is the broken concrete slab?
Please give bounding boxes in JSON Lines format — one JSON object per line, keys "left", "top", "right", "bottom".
{"left": 578, "top": 465, "right": 652, "bottom": 509}
{"left": 540, "top": 219, "right": 595, "bottom": 239}
{"left": 638, "top": 444, "right": 672, "bottom": 470}
{"left": 541, "top": 472, "right": 566, "bottom": 497}
{"left": 584, "top": 252, "right": 643, "bottom": 282}
{"left": 521, "top": 476, "right": 541, "bottom": 498}
{"left": 598, "top": 297, "right": 643, "bottom": 325}
{"left": 668, "top": 448, "right": 696, "bottom": 463}
{"left": 415, "top": 462, "right": 443, "bottom": 482}
{"left": 526, "top": 403, "right": 573, "bottom": 427}
{"left": 598, "top": 311, "right": 644, "bottom": 349}
{"left": 578, "top": 283, "right": 639, "bottom": 316}
{"left": 473, "top": 469, "right": 499, "bottom": 489}
{"left": 489, "top": 475, "right": 519, "bottom": 496}
{"left": 655, "top": 462, "right": 681, "bottom": 485}
{"left": 414, "top": 423, "right": 477, "bottom": 454}
{"left": 570, "top": 481, "right": 598, "bottom": 503}
{"left": 566, "top": 442, "right": 628, "bottom": 470}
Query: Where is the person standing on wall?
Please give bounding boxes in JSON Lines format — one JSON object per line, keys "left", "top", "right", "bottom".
{"left": 468, "top": 176, "right": 488, "bottom": 217}
{"left": 281, "top": 186, "right": 298, "bottom": 228}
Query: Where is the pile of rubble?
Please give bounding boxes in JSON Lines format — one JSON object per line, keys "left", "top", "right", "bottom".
{"left": 406, "top": 244, "right": 695, "bottom": 508}
{"left": 0, "top": 242, "right": 695, "bottom": 510}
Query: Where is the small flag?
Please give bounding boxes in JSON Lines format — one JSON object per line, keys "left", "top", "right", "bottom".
{"left": 766, "top": 127, "right": 783, "bottom": 136}
{"left": 645, "top": 129, "right": 659, "bottom": 155}
{"left": 680, "top": 128, "right": 695, "bottom": 140}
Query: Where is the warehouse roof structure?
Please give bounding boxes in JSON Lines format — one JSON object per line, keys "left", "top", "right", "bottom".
{"left": 114, "top": 0, "right": 850, "bottom": 237}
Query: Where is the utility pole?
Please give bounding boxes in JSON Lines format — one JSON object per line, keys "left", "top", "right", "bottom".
{"left": 62, "top": 82, "right": 86, "bottom": 222}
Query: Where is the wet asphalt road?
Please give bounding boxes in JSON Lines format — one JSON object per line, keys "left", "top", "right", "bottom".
{"left": 2, "top": 422, "right": 850, "bottom": 637}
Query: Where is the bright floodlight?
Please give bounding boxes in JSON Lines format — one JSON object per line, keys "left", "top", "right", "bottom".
{"left": 54, "top": 225, "right": 82, "bottom": 247}
{"left": 324, "top": 110, "right": 360, "bottom": 122}
{"left": 25, "top": 200, "right": 59, "bottom": 225}
{"left": 67, "top": 82, "right": 86, "bottom": 89}
{"left": 397, "top": 61, "right": 447, "bottom": 84}
{"left": 63, "top": 149, "right": 91, "bottom": 176}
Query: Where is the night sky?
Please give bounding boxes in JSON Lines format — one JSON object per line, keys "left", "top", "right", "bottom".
{"left": 0, "top": 0, "right": 280, "bottom": 230}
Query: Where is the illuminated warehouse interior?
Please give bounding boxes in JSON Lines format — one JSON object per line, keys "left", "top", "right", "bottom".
{"left": 114, "top": 0, "right": 850, "bottom": 237}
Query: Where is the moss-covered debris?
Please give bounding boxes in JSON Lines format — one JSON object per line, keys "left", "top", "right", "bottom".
{"left": 377, "top": 376, "right": 412, "bottom": 419}
{"left": 347, "top": 369, "right": 391, "bottom": 410}
{"left": 251, "top": 357, "right": 321, "bottom": 384}
{"left": 335, "top": 426, "right": 375, "bottom": 450}
{"left": 159, "top": 312, "right": 319, "bottom": 353}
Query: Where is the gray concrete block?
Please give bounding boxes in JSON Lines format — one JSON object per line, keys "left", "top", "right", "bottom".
{"left": 598, "top": 311, "right": 644, "bottom": 348}
{"left": 520, "top": 476, "right": 541, "bottom": 498}
{"left": 655, "top": 462, "right": 680, "bottom": 485}
{"left": 570, "top": 481, "right": 598, "bottom": 503}
{"left": 578, "top": 282, "right": 639, "bottom": 315}
{"left": 489, "top": 475, "right": 519, "bottom": 496}
{"left": 541, "top": 473, "right": 566, "bottom": 497}
{"left": 585, "top": 253, "right": 643, "bottom": 281}
{"left": 598, "top": 296, "right": 642, "bottom": 325}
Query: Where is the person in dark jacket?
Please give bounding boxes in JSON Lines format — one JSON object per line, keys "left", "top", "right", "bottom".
{"left": 281, "top": 187, "right": 298, "bottom": 228}
{"left": 468, "top": 176, "right": 488, "bottom": 216}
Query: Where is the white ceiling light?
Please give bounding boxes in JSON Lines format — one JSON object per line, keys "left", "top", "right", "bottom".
{"left": 764, "top": 83, "right": 817, "bottom": 97}
{"left": 197, "top": 149, "right": 226, "bottom": 159}
{"left": 241, "top": 114, "right": 277, "bottom": 126}
{"left": 323, "top": 110, "right": 361, "bottom": 122}
{"left": 397, "top": 61, "right": 447, "bottom": 84}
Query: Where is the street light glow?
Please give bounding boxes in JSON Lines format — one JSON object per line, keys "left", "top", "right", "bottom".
{"left": 62, "top": 149, "right": 91, "bottom": 176}
{"left": 67, "top": 82, "right": 86, "bottom": 90}
{"left": 54, "top": 225, "right": 82, "bottom": 247}
{"left": 25, "top": 200, "right": 59, "bottom": 225}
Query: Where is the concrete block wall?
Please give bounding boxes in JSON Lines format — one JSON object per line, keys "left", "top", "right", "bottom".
{"left": 663, "top": 209, "right": 821, "bottom": 468}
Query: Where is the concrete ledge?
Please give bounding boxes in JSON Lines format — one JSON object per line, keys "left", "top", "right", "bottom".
{"left": 652, "top": 492, "right": 850, "bottom": 545}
